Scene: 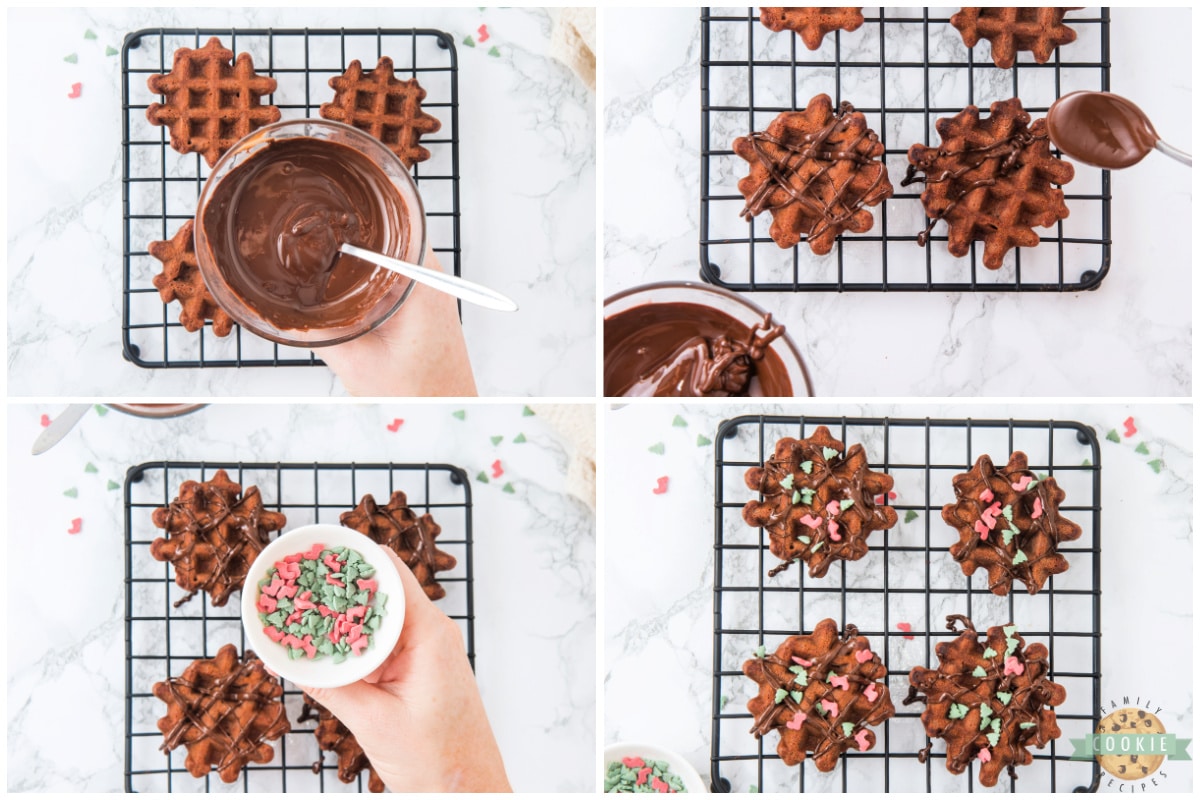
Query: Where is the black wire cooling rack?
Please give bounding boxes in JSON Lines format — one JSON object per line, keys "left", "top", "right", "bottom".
{"left": 699, "top": 8, "right": 1112, "bottom": 292}
{"left": 121, "top": 28, "right": 462, "bottom": 368}
{"left": 710, "top": 415, "right": 1102, "bottom": 792}
{"left": 124, "top": 461, "right": 474, "bottom": 792}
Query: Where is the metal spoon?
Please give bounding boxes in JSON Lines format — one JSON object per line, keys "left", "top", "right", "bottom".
{"left": 338, "top": 243, "right": 519, "bottom": 312}
{"left": 1046, "top": 91, "right": 1191, "bottom": 169}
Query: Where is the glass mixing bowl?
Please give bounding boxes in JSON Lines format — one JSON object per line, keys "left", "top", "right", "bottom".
{"left": 195, "top": 119, "right": 426, "bottom": 347}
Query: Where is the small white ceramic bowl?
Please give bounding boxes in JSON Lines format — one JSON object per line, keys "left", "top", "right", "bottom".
{"left": 241, "top": 524, "right": 405, "bottom": 689}
{"left": 603, "top": 742, "right": 709, "bottom": 794}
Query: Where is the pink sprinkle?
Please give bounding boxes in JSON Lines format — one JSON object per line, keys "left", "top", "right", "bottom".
{"left": 350, "top": 624, "right": 365, "bottom": 641}
{"left": 356, "top": 577, "right": 377, "bottom": 593}
{"left": 323, "top": 553, "right": 342, "bottom": 571}
{"left": 792, "top": 656, "right": 813, "bottom": 667}
{"left": 786, "top": 712, "right": 806, "bottom": 730}
{"left": 897, "top": 622, "right": 914, "bottom": 640}
{"left": 318, "top": 604, "right": 335, "bottom": 617}
{"left": 974, "top": 520, "right": 990, "bottom": 539}
{"left": 980, "top": 488, "right": 994, "bottom": 503}
{"left": 285, "top": 611, "right": 302, "bottom": 626}
{"left": 350, "top": 636, "right": 370, "bottom": 657}
{"left": 256, "top": 594, "right": 277, "bottom": 613}
{"left": 1011, "top": 475, "right": 1033, "bottom": 492}
{"left": 67, "top": 82, "right": 81, "bottom": 99}
{"left": 1123, "top": 416, "right": 1137, "bottom": 438}
{"left": 821, "top": 699, "right": 839, "bottom": 719}
{"left": 622, "top": 757, "right": 645, "bottom": 770}
{"left": 828, "top": 520, "right": 841, "bottom": 541}
{"left": 261, "top": 578, "right": 282, "bottom": 598}
{"left": 1004, "top": 656, "right": 1025, "bottom": 676}
{"left": 281, "top": 633, "right": 301, "bottom": 648}
{"left": 652, "top": 476, "right": 669, "bottom": 495}
{"left": 301, "top": 635, "right": 317, "bottom": 658}
{"left": 477, "top": 24, "right": 490, "bottom": 43}
{"left": 263, "top": 625, "right": 285, "bottom": 643}
{"left": 830, "top": 675, "right": 849, "bottom": 690}
{"left": 303, "top": 543, "right": 324, "bottom": 560}
{"left": 294, "top": 595, "right": 315, "bottom": 611}
{"left": 1032, "top": 497, "right": 1043, "bottom": 519}
{"left": 346, "top": 605, "right": 367, "bottom": 622}
{"left": 855, "top": 648, "right": 873, "bottom": 664}
{"left": 282, "top": 553, "right": 302, "bottom": 564}
{"left": 826, "top": 500, "right": 841, "bottom": 517}
{"left": 651, "top": 776, "right": 670, "bottom": 793}
{"left": 326, "top": 574, "right": 346, "bottom": 588}
{"left": 863, "top": 684, "right": 879, "bottom": 702}
{"left": 328, "top": 628, "right": 340, "bottom": 644}
{"left": 491, "top": 458, "right": 504, "bottom": 479}
{"left": 636, "top": 767, "right": 652, "bottom": 786}
{"left": 800, "top": 513, "right": 823, "bottom": 528}
{"left": 854, "top": 729, "right": 871, "bottom": 751}
{"left": 277, "top": 583, "right": 297, "bottom": 599}
{"left": 978, "top": 748, "right": 992, "bottom": 763}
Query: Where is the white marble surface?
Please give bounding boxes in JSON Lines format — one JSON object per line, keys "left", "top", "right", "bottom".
{"left": 603, "top": 8, "right": 1192, "bottom": 396}
{"left": 8, "top": 6, "right": 595, "bottom": 397}
{"left": 6, "top": 402, "right": 595, "bottom": 792}
{"left": 604, "top": 402, "right": 1192, "bottom": 793}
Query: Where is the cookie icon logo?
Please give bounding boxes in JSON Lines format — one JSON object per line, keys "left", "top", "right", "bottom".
{"left": 1072, "top": 696, "right": 1193, "bottom": 791}
{"left": 1096, "top": 708, "right": 1166, "bottom": 780}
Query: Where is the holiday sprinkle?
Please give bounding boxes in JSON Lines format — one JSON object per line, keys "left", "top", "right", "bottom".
{"left": 256, "top": 544, "right": 386, "bottom": 662}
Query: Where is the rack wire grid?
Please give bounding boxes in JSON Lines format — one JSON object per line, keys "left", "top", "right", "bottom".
{"left": 124, "top": 460, "right": 474, "bottom": 792}
{"left": 121, "top": 27, "right": 462, "bottom": 367}
{"left": 699, "top": 8, "right": 1112, "bottom": 292}
{"left": 711, "top": 415, "right": 1102, "bottom": 793}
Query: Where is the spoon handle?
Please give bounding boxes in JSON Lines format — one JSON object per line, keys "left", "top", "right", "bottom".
{"left": 339, "top": 244, "right": 519, "bottom": 312}
{"left": 1155, "top": 139, "right": 1192, "bottom": 167}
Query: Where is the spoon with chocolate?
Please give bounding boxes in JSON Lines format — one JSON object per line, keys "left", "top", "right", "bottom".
{"left": 338, "top": 243, "right": 518, "bottom": 312}
{"left": 1046, "top": 91, "right": 1190, "bottom": 168}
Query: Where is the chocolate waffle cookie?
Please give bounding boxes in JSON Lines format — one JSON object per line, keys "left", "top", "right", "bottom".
{"left": 942, "top": 451, "right": 1082, "bottom": 595}
{"left": 902, "top": 98, "right": 1074, "bottom": 270}
{"left": 148, "top": 220, "right": 234, "bottom": 337}
{"left": 759, "top": 7, "right": 865, "bottom": 50}
{"left": 154, "top": 644, "right": 290, "bottom": 782}
{"left": 906, "top": 615, "right": 1066, "bottom": 787}
{"left": 146, "top": 37, "right": 280, "bottom": 167}
{"left": 744, "top": 619, "right": 895, "bottom": 770}
{"left": 151, "top": 469, "right": 287, "bottom": 607}
{"left": 340, "top": 491, "right": 457, "bottom": 600}
{"left": 734, "top": 95, "right": 893, "bottom": 253}
{"left": 743, "top": 425, "right": 897, "bottom": 578}
{"left": 950, "top": 8, "right": 1081, "bottom": 70}
{"left": 319, "top": 57, "right": 442, "bottom": 168}
{"left": 300, "top": 695, "right": 385, "bottom": 792}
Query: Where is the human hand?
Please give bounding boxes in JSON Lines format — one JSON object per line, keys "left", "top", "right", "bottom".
{"left": 300, "top": 549, "right": 510, "bottom": 793}
{"left": 319, "top": 249, "right": 478, "bottom": 397}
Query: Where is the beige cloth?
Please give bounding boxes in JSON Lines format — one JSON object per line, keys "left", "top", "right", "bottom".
{"left": 531, "top": 404, "right": 596, "bottom": 511}
{"left": 548, "top": 7, "right": 596, "bottom": 91}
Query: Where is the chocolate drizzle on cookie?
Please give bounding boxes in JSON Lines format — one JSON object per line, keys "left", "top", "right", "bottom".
{"left": 150, "top": 470, "right": 287, "bottom": 607}
{"left": 743, "top": 425, "right": 897, "bottom": 578}
{"left": 906, "top": 615, "right": 1066, "bottom": 787}
{"left": 942, "top": 451, "right": 1081, "bottom": 595}
{"left": 902, "top": 98, "right": 1074, "bottom": 270}
{"left": 340, "top": 491, "right": 457, "bottom": 601}
{"left": 153, "top": 644, "right": 290, "bottom": 782}
{"left": 734, "top": 94, "right": 893, "bottom": 253}
{"left": 743, "top": 619, "right": 894, "bottom": 770}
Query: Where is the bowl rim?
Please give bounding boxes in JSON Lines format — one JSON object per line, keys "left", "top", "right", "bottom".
{"left": 603, "top": 279, "right": 815, "bottom": 397}
{"left": 240, "top": 523, "right": 405, "bottom": 689}
{"left": 194, "top": 117, "right": 426, "bottom": 348}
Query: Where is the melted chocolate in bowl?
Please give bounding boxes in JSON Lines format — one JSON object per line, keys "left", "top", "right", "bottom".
{"left": 202, "top": 137, "right": 407, "bottom": 331}
{"left": 604, "top": 302, "right": 793, "bottom": 397}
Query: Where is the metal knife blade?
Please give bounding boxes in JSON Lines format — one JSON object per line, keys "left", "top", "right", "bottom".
{"left": 31, "top": 404, "right": 93, "bottom": 455}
